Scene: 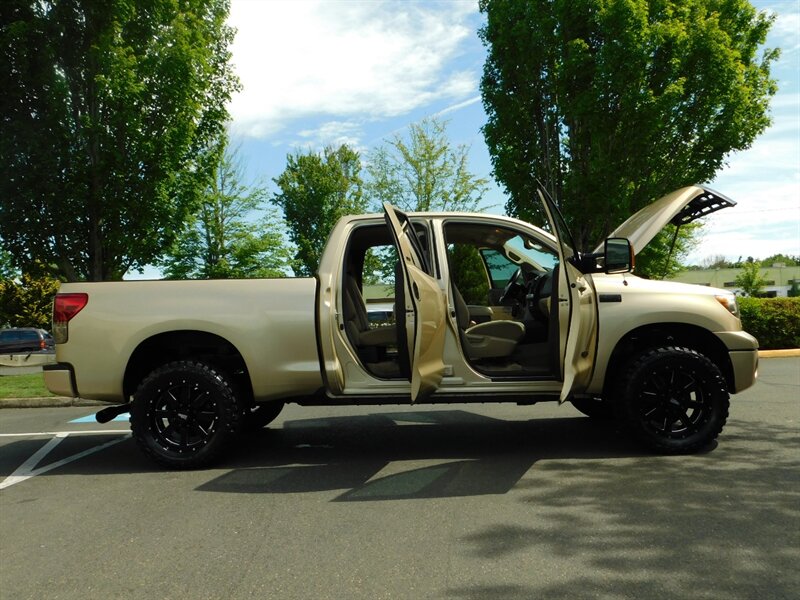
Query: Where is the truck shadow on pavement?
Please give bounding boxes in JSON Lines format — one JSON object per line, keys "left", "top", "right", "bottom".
{"left": 196, "top": 410, "right": 657, "bottom": 501}
{"left": 442, "top": 416, "right": 800, "bottom": 600}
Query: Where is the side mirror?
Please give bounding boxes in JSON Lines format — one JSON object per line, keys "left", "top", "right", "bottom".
{"left": 604, "top": 238, "right": 634, "bottom": 274}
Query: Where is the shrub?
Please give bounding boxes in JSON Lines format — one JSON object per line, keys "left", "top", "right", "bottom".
{"left": 738, "top": 297, "right": 800, "bottom": 349}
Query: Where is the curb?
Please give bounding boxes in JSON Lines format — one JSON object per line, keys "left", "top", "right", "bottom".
{"left": 0, "top": 397, "right": 106, "bottom": 409}
{"left": 757, "top": 349, "right": 800, "bottom": 358}
{"left": 1, "top": 349, "right": 797, "bottom": 409}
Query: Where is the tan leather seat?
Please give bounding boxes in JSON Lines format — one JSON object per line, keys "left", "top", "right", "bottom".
{"left": 452, "top": 285, "right": 524, "bottom": 359}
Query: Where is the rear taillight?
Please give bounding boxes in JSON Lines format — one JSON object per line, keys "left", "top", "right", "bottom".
{"left": 53, "top": 293, "right": 88, "bottom": 344}
{"left": 40, "top": 339, "right": 46, "bottom": 350}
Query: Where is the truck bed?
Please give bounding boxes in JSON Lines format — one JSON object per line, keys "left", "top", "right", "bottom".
{"left": 48, "top": 278, "right": 324, "bottom": 403}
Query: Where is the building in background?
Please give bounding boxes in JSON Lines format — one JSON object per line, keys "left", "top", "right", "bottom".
{"left": 669, "top": 264, "right": 800, "bottom": 297}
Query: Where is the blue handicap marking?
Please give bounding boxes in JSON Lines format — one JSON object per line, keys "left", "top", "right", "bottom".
{"left": 70, "top": 413, "right": 130, "bottom": 423}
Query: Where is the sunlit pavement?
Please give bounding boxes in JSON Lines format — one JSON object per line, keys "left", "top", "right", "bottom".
{"left": 1, "top": 358, "right": 798, "bottom": 599}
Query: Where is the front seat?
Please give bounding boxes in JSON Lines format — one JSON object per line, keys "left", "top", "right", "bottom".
{"left": 452, "top": 285, "right": 525, "bottom": 359}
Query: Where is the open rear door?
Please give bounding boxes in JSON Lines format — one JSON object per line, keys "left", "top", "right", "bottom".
{"left": 384, "top": 203, "right": 447, "bottom": 402}
{"left": 537, "top": 191, "right": 599, "bottom": 403}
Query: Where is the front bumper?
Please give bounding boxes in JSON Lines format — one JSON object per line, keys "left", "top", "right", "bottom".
{"left": 43, "top": 363, "right": 77, "bottom": 398}
{"left": 716, "top": 331, "right": 759, "bottom": 393}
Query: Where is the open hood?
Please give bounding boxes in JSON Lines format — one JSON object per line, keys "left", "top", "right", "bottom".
{"left": 593, "top": 186, "right": 736, "bottom": 255}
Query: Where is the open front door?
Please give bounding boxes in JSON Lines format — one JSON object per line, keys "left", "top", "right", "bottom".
{"left": 537, "top": 191, "right": 599, "bottom": 403}
{"left": 384, "top": 203, "right": 447, "bottom": 402}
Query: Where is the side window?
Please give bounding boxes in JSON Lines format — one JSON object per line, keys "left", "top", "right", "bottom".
{"left": 363, "top": 244, "right": 397, "bottom": 287}
{"left": 362, "top": 243, "right": 397, "bottom": 323}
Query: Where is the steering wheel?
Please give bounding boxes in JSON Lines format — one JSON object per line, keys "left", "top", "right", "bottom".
{"left": 499, "top": 268, "right": 524, "bottom": 305}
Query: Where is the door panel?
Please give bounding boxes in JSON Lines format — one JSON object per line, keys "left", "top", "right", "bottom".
{"left": 560, "top": 262, "right": 598, "bottom": 399}
{"left": 537, "top": 191, "right": 599, "bottom": 402}
{"left": 384, "top": 203, "right": 447, "bottom": 402}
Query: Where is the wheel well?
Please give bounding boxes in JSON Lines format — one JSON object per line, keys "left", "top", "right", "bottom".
{"left": 123, "top": 331, "right": 253, "bottom": 405}
{"left": 603, "top": 324, "right": 734, "bottom": 395}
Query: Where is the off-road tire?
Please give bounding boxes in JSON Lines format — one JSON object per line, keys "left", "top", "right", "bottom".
{"left": 130, "top": 361, "right": 243, "bottom": 469}
{"left": 242, "top": 402, "right": 284, "bottom": 431}
{"left": 616, "top": 346, "right": 729, "bottom": 454}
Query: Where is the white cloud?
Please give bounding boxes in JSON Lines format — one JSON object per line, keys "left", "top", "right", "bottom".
{"left": 295, "top": 120, "right": 365, "bottom": 150}
{"left": 432, "top": 94, "right": 482, "bottom": 118}
{"left": 227, "top": 0, "right": 480, "bottom": 139}
{"left": 771, "top": 9, "right": 800, "bottom": 41}
{"left": 690, "top": 180, "right": 800, "bottom": 262}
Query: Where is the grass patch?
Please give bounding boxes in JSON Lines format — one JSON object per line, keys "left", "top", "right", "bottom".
{"left": 0, "top": 373, "right": 56, "bottom": 399}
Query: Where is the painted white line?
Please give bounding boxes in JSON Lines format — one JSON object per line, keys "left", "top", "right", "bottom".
{"left": 1, "top": 433, "right": 69, "bottom": 489}
{"left": 0, "top": 432, "right": 131, "bottom": 490}
{"left": 0, "top": 430, "right": 130, "bottom": 438}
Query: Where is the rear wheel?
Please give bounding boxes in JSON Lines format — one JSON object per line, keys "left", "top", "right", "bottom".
{"left": 130, "top": 361, "right": 242, "bottom": 469}
{"left": 616, "top": 346, "right": 729, "bottom": 453}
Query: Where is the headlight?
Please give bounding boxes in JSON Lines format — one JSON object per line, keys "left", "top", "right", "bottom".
{"left": 715, "top": 293, "right": 739, "bottom": 317}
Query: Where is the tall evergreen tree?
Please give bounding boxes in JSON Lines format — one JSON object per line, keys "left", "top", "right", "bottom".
{"left": 480, "top": 0, "right": 778, "bottom": 275}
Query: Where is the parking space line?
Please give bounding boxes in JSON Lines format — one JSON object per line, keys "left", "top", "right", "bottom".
{"left": 0, "top": 431, "right": 131, "bottom": 490}
{"left": 0, "top": 430, "right": 129, "bottom": 437}
{"left": 70, "top": 413, "right": 129, "bottom": 423}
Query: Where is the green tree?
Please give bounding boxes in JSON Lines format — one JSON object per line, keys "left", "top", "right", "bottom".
{"left": 160, "top": 139, "right": 293, "bottom": 280}
{"left": 273, "top": 145, "right": 366, "bottom": 277}
{"left": 759, "top": 254, "right": 800, "bottom": 267}
{"left": 366, "top": 117, "right": 489, "bottom": 212}
{"left": 735, "top": 261, "right": 767, "bottom": 297}
{"left": 0, "top": 246, "right": 18, "bottom": 280}
{"left": 636, "top": 223, "right": 702, "bottom": 279}
{"left": 0, "top": 0, "right": 239, "bottom": 281}
{"left": 479, "top": 0, "right": 778, "bottom": 275}
{"left": 364, "top": 118, "right": 491, "bottom": 283}
{"left": 0, "top": 273, "right": 60, "bottom": 329}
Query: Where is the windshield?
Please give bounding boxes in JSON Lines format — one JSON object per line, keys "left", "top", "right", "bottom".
{"left": 503, "top": 235, "right": 559, "bottom": 272}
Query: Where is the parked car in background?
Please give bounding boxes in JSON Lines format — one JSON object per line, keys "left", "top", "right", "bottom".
{"left": 0, "top": 328, "right": 55, "bottom": 354}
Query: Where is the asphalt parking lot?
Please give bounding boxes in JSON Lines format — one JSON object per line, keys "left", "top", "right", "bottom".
{"left": 1, "top": 358, "right": 798, "bottom": 599}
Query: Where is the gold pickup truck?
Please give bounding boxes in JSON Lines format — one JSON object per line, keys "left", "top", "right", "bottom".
{"left": 46, "top": 186, "right": 758, "bottom": 468}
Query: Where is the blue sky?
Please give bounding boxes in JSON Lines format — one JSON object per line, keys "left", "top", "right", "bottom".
{"left": 220, "top": 0, "right": 799, "bottom": 267}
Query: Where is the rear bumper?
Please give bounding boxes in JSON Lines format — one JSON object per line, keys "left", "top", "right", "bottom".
{"left": 43, "top": 363, "right": 77, "bottom": 398}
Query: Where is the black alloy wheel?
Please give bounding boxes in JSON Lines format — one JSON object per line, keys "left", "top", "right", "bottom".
{"left": 131, "top": 361, "right": 242, "bottom": 469}
{"left": 617, "top": 346, "right": 729, "bottom": 453}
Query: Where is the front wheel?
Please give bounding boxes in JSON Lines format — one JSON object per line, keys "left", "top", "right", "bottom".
{"left": 616, "top": 347, "right": 729, "bottom": 454}
{"left": 130, "top": 361, "right": 243, "bottom": 469}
